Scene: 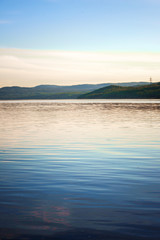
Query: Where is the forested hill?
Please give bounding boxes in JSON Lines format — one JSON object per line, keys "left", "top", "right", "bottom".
{"left": 79, "top": 82, "right": 160, "bottom": 99}
{"left": 0, "top": 82, "right": 149, "bottom": 100}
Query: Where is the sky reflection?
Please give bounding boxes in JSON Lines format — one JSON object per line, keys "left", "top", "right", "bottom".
{"left": 0, "top": 100, "right": 160, "bottom": 239}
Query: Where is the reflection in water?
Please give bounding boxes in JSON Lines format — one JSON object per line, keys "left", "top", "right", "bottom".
{"left": 0, "top": 100, "right": 160, "bottom": 240}
{"left": 30, "top": 205, "right": 70, "bottom": 231}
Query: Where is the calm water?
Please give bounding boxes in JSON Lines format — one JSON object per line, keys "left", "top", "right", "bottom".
{"left": 0, "top": 100, "right": 160, "bottom": 240}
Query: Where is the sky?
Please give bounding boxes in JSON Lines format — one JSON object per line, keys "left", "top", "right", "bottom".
{"left": 0, "top": 0, "right": 160, "bottom": 87}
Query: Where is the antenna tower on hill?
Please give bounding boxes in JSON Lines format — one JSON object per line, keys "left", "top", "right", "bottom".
{"left": 150, "top": 77, "right": 152, "bottom": 84}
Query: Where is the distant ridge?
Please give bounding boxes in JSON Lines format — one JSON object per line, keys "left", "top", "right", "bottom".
{"left": 0, "top": 82, "right": 151, "bottom": 100}
{"left": 79, "top": 82, "right": 160, "bottom": 99}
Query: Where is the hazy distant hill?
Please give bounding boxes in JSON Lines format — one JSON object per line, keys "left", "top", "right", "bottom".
{"left": 0, "top": 82, "right": 149, "bottom": 100}
{"left": 0, "top": 84, "right": 108, "bottom": 100}
{"left": 79, "top": 82, "right": 160, "bottom": 99}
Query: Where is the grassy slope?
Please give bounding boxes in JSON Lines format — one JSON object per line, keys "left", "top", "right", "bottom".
{"left": 79, "top": 82, "right": 160, "bottom": 99}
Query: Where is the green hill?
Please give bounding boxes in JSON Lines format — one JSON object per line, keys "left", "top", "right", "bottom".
{"left": 79, "top": 82, "right": 160, "bottom": 99}
{"left": 0, "top": 82, "right": 149, "bottom": 100}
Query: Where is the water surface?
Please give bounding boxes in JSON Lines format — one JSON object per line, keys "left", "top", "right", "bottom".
{"left": 0, "top": 100, "right": 160, "bottom": 240}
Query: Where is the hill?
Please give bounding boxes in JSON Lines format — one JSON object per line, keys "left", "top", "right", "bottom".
{"left": 0, "top": 82, "right": 149, "bottom": 100}
{"left": 0, "top": 84, "right": 108, "bottom": 100}
{"left": 79, "top": 82, "right": 160, "bottom": 99}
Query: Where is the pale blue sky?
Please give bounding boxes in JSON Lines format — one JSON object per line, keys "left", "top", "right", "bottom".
{"left": 0, "top": 0, "right": 160, "bottom": 51}
{"left": 0, "top": 0, "right": 160, "bottom": 86}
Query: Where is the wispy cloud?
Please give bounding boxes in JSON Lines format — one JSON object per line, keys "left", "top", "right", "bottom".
{"left": 0, "top": 48, "right": 159, "bottom": 87}
{"left": 0, "top": 20, "right": 12, "bottom": 24}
